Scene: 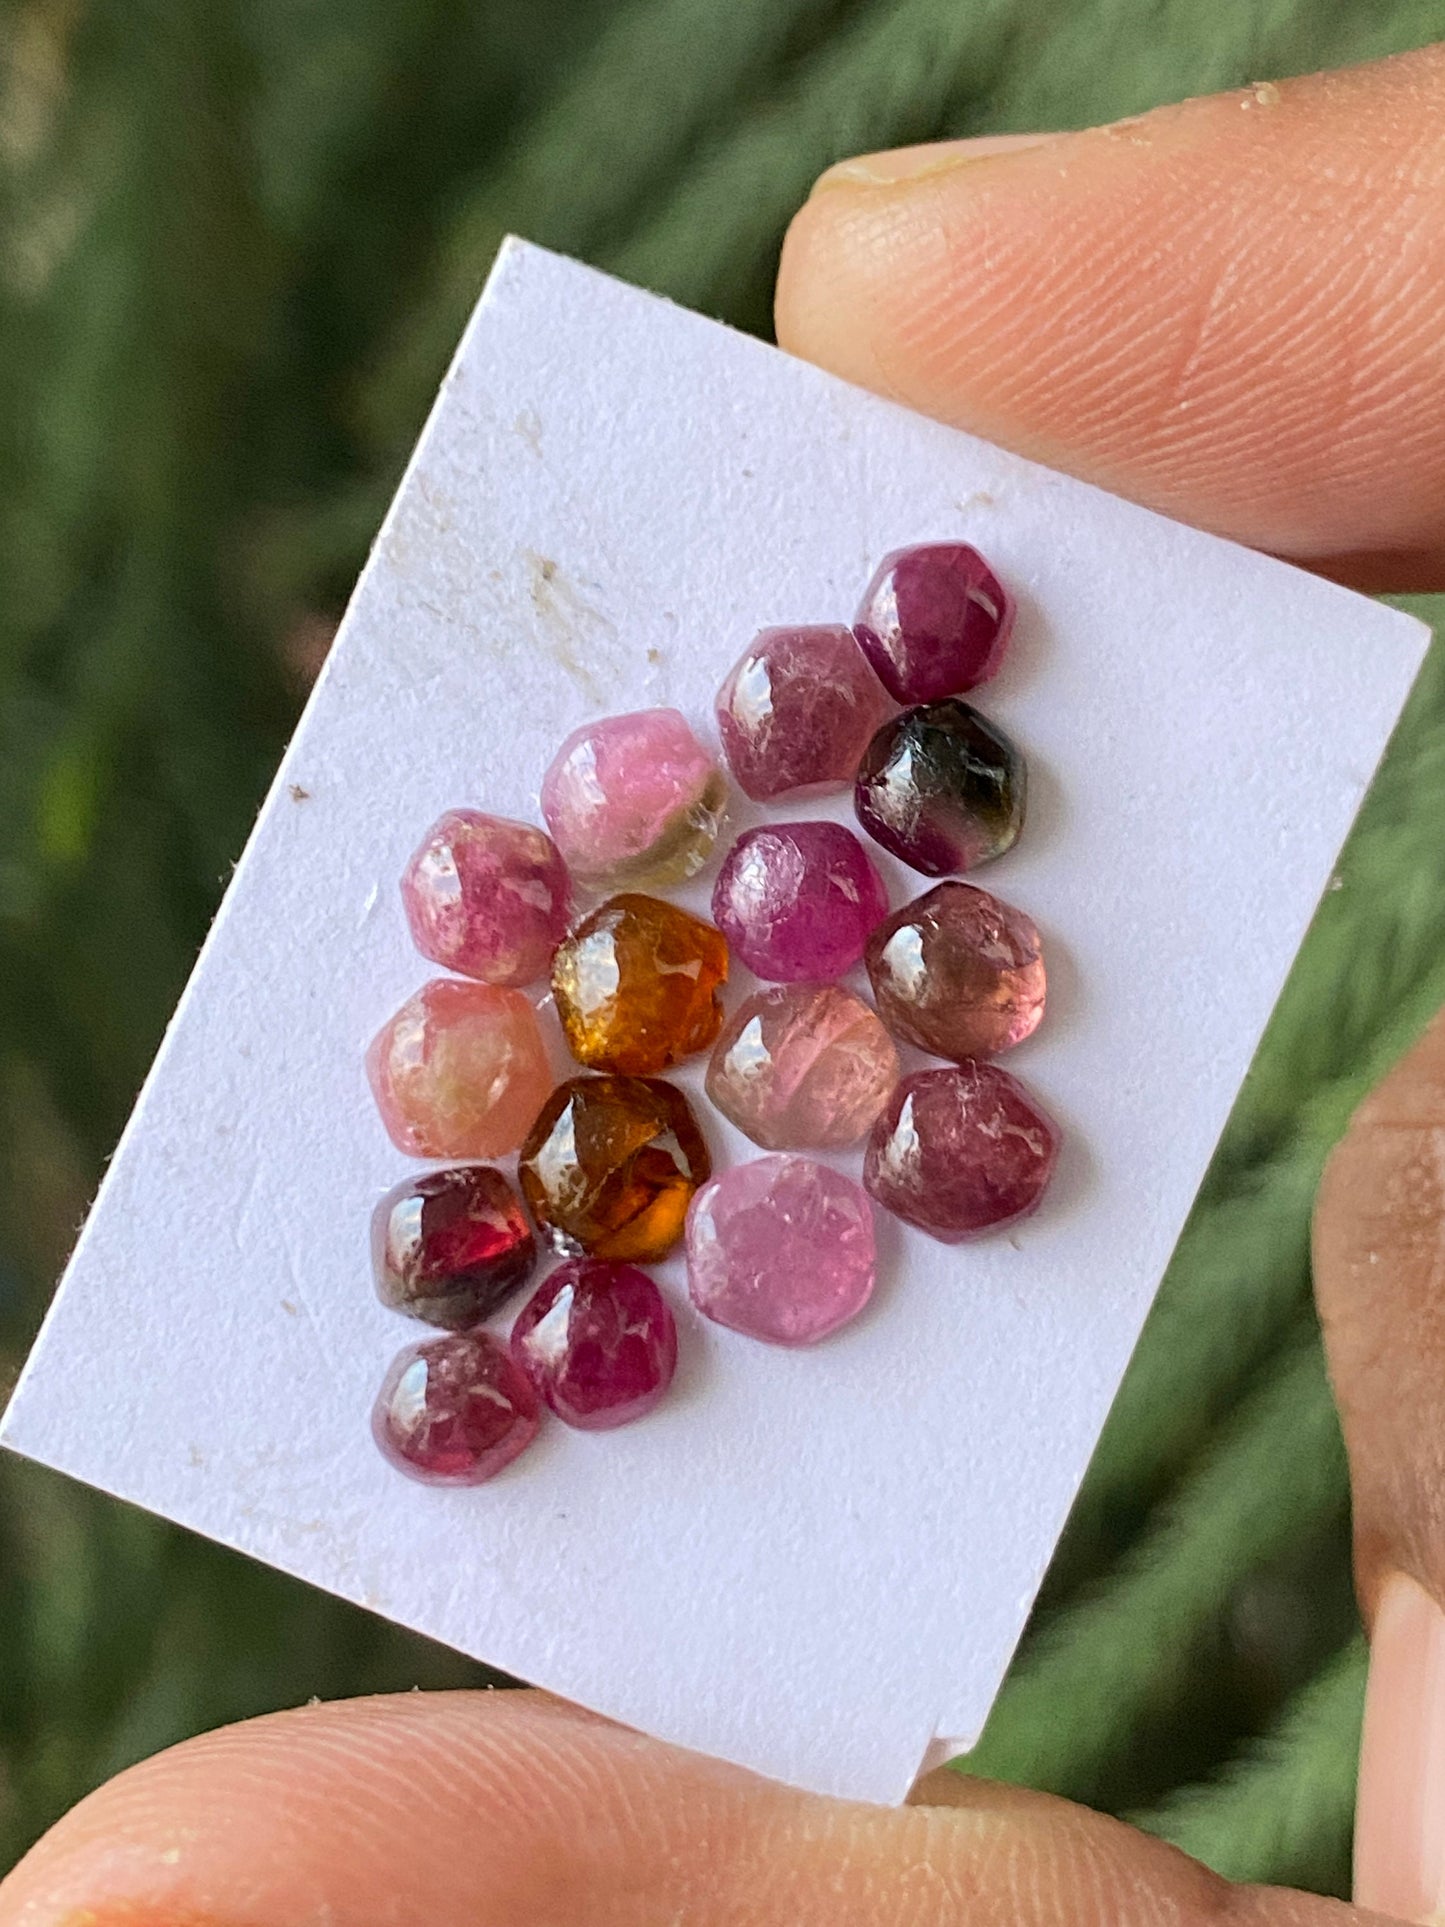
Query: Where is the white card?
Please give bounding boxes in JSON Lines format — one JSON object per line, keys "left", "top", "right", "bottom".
{"left": 1, "top": 241, "right": 1425, "bottom": 1804}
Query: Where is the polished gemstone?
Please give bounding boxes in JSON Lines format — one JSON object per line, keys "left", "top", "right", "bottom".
{"left": 714, "top": 624, "right": 889, "bottom": 801}
{"left": 552, "top": 893, "right": 728, "bottom": 1075}
{"left": 372, "top": 1330, "right": 539, "bottom": 1484}
{"left": 686, "top": 1154, "right": 876, "bottom": 1346}
{"left": 518, "top": 1074, "right": 711, "bottom": 1262}
{"left": 865, "top": 882, "right": 1045, "bottom": 1060}
{"left": 711, "top": 821, "right": 889, "bottom": 981}
{"left": 705, "top": 982, "right": 898, "bottom": 1150}
{"left": 864, "top": 1062, "right": 1058, "bottom": 1240}
{"left": 366, "top": 979, "right": 552, "bottom": 1159}
{"left": 540, "top": 707, "right": 726, "bottom": 891}
{"left": 854, "top": 543, "right": 1014, "bottom": 702}
{"left": 400, "top": 808, "right": 569, "bottom": 988}
{"left": 372, "top": 1165, "right": 536, "bottom": 1329}
{"left": 511, "top": 1259, "right": 677, "bottom": 1430}
{"left": 855, "top": 700, "right": 1025, "bottom": 876}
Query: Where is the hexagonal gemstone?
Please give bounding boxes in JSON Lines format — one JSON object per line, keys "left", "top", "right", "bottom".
{"left": 705, "top": 982, "right": 898, "bottom": 1150}
{"left": 686, "top": 1154, "right": 876, "bottom": 1346}
{"left": 518, "top": 1074, "right": 711, "bottom": 1262}
{"left": 714, "top": 624, "right": 889, "bottom": 801}
{"left": 865, "top": 882, "right": 1045, "bottom": 1061}
{"left": 855, "top": 700, "right": 1025, "bottom": 876}
{"left": 864, "top": 1063, "right": 1058, "bottom": 1240}
{"left": 372, "top": 1165, "right": 536, "bottom": 1330}
{"left": 711, "top": 822, "right": 889, "bottom": 981}
{"left": 366, "top": 979, "right": 552, "bottom": 1159}
{"left": 552, "top": 893, "right": 728, "bottom": 1075}
{"left": 372, "top": 1330, "right": 540, "bottom": 1484}
{"left": 540, "top": 707, "right": 726, "bottom": 891}
{"left": 854, "top": 543, "right": 1014, "bottom": 702}
{"left": 511, "top": 1259, "right": 677, "bottom": 1430}
{"left": 400, "top": 808, "right": 569, "bottom": 987}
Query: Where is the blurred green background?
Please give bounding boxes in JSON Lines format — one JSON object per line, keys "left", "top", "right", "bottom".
{"left": 3, "top": 0, "right": 1445, "bottom": 1896}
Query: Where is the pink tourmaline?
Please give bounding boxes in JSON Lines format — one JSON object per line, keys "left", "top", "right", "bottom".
{"left": 865, "top": 881, "right": 1046, "bottom": 1060}
{"left": 686, "top": 1155, "right": 877, "bottom": 1345}
{"left": 710, "top": 822, "right": 889, "bottom": 981}
{"left": 366, "top": 979, "right": 552, "bottom": 1159}
{"left": 511, "top": 1259, "right": 678, "bottom": 1430}
{"left": 705, "top": 982, "right": 898, "bottom": 1150}
{"left": 864, "top": 1063, "right": 1059, "bottom": 1241}
{"left": 714, "top": 625, "right": 889, "bottom": 801}
{"left": 400, "top": 809, "right": 569, "bottom": 987}
{"left": 372, "top": 1329, "right": 540, "bottom": 1484}
{"left": 854, "top": 543, "right": 1014, "bottom": 702}
{"left": 372, "top": 1165, "right": 536, "bottom": 1329}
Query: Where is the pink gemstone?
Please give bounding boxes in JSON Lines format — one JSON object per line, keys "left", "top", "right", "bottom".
{"left": 401, "top": 809, "right": 569, "bottom": 987}
{"left": 372, "top": 1329, "right": 540, "bottom": 1484}
{"left": 686, "top": 1155, "right": 876, "bottom": 1345}
{"left": 706, "top": 982, "right": 898, "bottom": 1150}
{"left": 715, "top": 625, "right": 889, "bottom": 801}
{"left": 854, "top": 543, "right": 1014, "bottom": 702}
{"left": 865, "top": 882, "right": 1046, "bottom": 1060}
{"left": 366, "top": 979, "right": 552, "bottom": 1159}
{"left": 711, "top": 822, "right": 889, "bottom": 981}
{"left": 540, "top": 707, "right": 726, "bottom": 891}
{"left": 372, "top": 1165, "right": 536, "bottom": 1329}
{"left": 511, "top": 1259, "right": 677, "bottom": 1430}
{"left": 864, "top": 1063, "right": 1059, "bottom": 1241}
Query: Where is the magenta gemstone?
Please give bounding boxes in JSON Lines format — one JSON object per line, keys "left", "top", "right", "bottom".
{"left": 372, "top": 1330, "right": 540, "bottom": 1484}
{"left": 400, "top": 808, "right": 570, "bottom": 987}
{"left": 714, "top": 624, "right": 889, "bottom": 801}
{"left": 864, "top": 1063, "right": 1059, "bottom": 1241}
{"left": 511, "top": 1259, "right": 678, "bottom": 1430}
{"left": 711, "top": 821, "right": 889, "bottom": 981}
{"left": 854, "top": 543, "right": 1014, "bottom": 702}
{"left": 372, "top": 1165, "right": 536, "bottom": 1330}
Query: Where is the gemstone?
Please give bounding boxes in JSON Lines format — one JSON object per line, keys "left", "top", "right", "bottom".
{"left": 518, "top": 1074, "right": 711, "bottom": 1262}
{"left": 705, "top": 982, "right": 898, "bottom": 1150}
{"left": 371, "top": 1329, "right": 540, "bottom": 1484}
{"left": 511, "top": 1259, "right": 677, "bottom": 1430}
{"left": 711, "top": 821, "right": 889, "bottom": 981}
{"left": 540, "top": 707, "right": 726, "bottom": 891}
{"left": 686, "top": 1154, "right": 876, "bottom": 1345}
{"left": 372, "top": 1165, "right": 536, "bottom": 1329}
{"left": 400, "top": 808, "right": 569, "bottom": 988}
{"left": 714, "top": 625, "right": 890, "bottom": 801}
{"left": 863, "top": 1063, "right": 1059, "bottom": 1240}
{"left": 854, "top": 543, "right": 1014, "bottom": 702}
{"left": 366, "top": 979, "right": 552, "bottom": 1159}
{"left": 855, "top": 700, "right": 1025, "bottom": 876}
{"left": 865, "top": 882, "right": 1046, "bottom": 1060}
{"left": 552, "top": 893, "right": 728, "bottom": 1075}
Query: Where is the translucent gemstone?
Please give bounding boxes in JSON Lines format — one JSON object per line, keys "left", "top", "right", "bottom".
{"left": 511, "top": 1259, "right": 677, "bottom": 1430}
{"left": 865, "top": 882, "right": 1045, "bottom": 1061}
{"left": 372, "top": 1329, "right": 539, "bottom": 1484}
{"left": 714, "top": 624, "right": 890, "bottom": 801}
{"left": 855, "top": 700, "right": 1025, "bottom": 876}
{"left": 864, "top": 1063, "right": 1059, "bottom": 1240}
{"left": 372, "top": 1165, "right": 536, "bottom": 1329}
{"left": 705, "top": 982, "right": 898, "bottom": 1150}
{"left": 711, "top": 822, "right": 889, "bottom": 981}
{"left": 518, "top": 1073, "right": 711, "bottom": 1262}
{"left": 540, "top": 707, "right": 726, "bottom": 891}
{"left": 400, "top": 808, "right": 569, "bottom": 987}
{"left": 552, "top": 893, "right": 728, "bottom": 1075}
{"left": 854, "top": 543, "right": 1014, "bottom": 702}
{"left": 366, "top": 979, "right": 552, "bottom": 1159}
{"left": 686, "top": 1154, "right": 876, "bottom": 1346}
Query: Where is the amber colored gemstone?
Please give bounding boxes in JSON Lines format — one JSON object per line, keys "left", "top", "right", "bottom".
{"left": 518, "top": 1074, "right": 711, "bottom": 1262}
{"left": 552, "top": 893, "right": 728, "bottom": 1075}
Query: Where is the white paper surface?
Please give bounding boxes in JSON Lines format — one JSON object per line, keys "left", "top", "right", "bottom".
{"left": 1, "top": 241, "right": 1427, "bottom": 1804}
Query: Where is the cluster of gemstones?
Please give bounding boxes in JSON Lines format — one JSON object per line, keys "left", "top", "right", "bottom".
{"left": 365, "top": 542, "right": 1059, "bottom": 1484}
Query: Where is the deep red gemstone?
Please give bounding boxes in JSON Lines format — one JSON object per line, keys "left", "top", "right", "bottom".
{"left": 372, "top": 1165, "right": 536, "bottom": 1329}
{"left": 372, "top": 1329, "right": 540, "bottom": 1484}
{"left": 511, "top": 1260, "right": 677, "bottom": 1430}
{"left": 854, "top": 543, "right": 1014, "bottom": 703}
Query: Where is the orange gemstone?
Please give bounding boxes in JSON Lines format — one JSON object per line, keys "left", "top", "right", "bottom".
{"left": 518, "top": 1074, "right": 711, "bottom": 1262}
{"left": 551, "top": 893, "right": 728, "bottom": 1075}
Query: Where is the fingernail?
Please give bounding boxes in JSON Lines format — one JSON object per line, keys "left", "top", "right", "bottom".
{"left": 815, "top": 131, "right": 1062, "bottom": 190}
{"left": 1356, "top": 1571, "right": 1445, "bottom": 1919}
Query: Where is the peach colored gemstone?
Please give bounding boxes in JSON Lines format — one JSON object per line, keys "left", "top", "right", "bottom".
{"left": 705, "top": 982, "right": 899, "bottom": 1150}
{"left": 366, "top": 979, "right": 552, "bottom": 1159}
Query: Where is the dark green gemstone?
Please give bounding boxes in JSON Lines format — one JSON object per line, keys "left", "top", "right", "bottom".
{"left": 853, "top": 700, "right": 1025, "bottom": 876}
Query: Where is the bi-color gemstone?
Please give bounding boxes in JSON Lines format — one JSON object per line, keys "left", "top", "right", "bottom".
{"left": 715, "top": 624, "right": 889, "bottom": 801}
{"left": 541, "top": 707, "right": 726, "bottom": 891}
{"left": 366, "top": 979, "right": 552, "bottom": 1159}
{"left": 372, "top": 1165, "right": 536, "bottom": 1329}
{"left": 372, "top": 1329, "right": 540, "bottom": 1484}
{"left": 854, "top": 542, "right": 1013, "bottom": 702}
{"left": 400, "top": 808, "right": 569, "bottom": 987}
{"left": 551, "top": 893, "right": 728, "bottom": 1075}
{"left": 855, "top": 699, "right": 1025, "bottom": 877}
{"left": 865, "top": 881, "right": 1045, "bottom": 1060}
{"left": 711, "top": 821, "right": 889, "bottom": 981}
{"left": 705, "top": 982, "right": 898, "bottom": 1150}
{"left": 511, "top": 1259, "right": 677, "bottom": 1430}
